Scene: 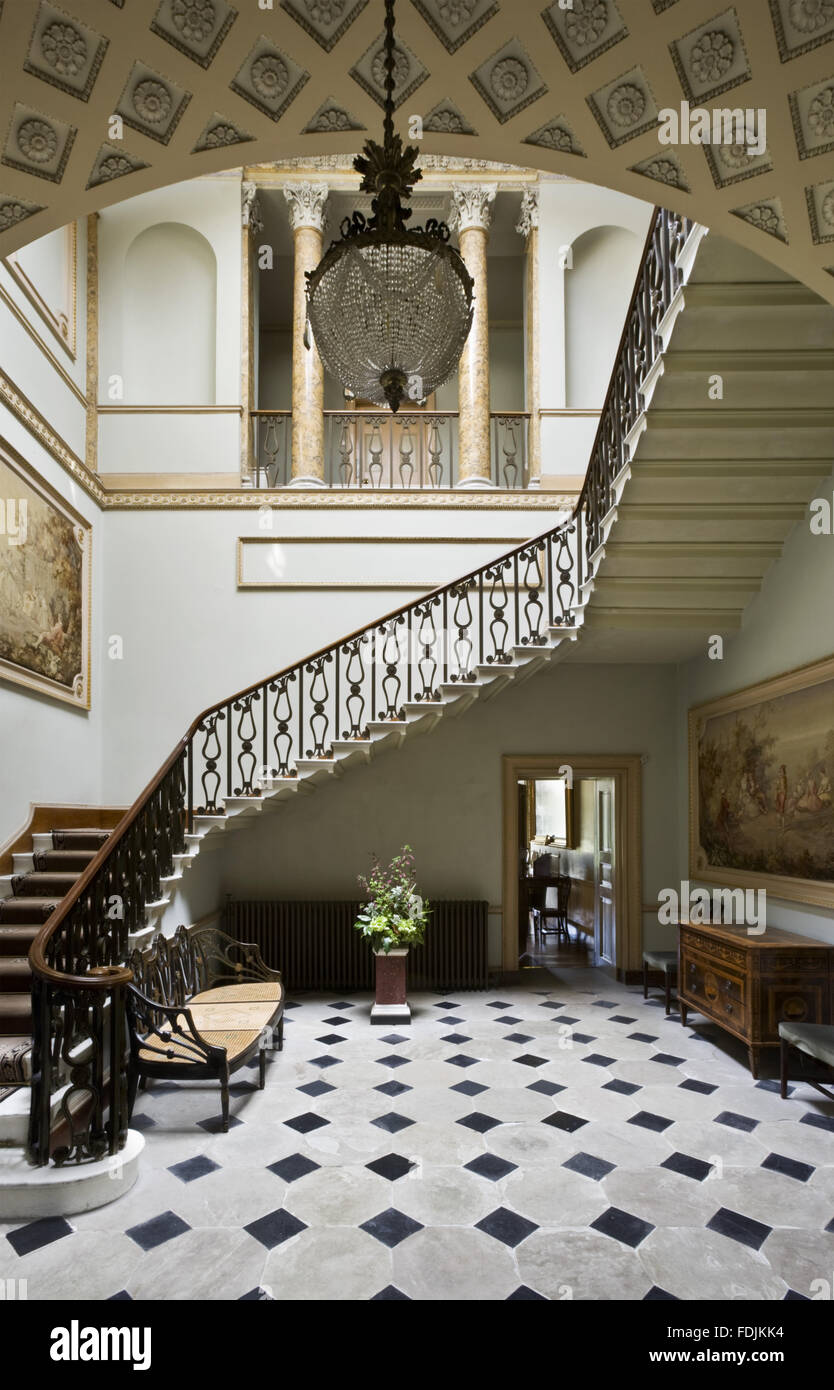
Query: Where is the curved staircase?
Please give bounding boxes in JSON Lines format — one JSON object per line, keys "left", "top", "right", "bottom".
{"left": 2, "top": 206, "right": 833, "bottom": 1216}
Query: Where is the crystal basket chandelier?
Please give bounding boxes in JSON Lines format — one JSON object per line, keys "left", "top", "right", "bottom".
{"left": 305, "top": 0, "right": 474, "bottom": 413}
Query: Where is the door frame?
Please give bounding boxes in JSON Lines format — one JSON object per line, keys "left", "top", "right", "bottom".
{"left": 501, "top": 754, "right": 642, "bottom": 978}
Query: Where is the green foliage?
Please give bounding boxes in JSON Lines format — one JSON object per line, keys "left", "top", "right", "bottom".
{"left": 355, "top": 844, "right": 430, "bottom": 954}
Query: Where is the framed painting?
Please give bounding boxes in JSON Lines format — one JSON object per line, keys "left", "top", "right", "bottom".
{"left": 0, "top": 439, "right": 90, "bottom": 709}
{"left": 689, "top": 656, "right": 834, "bottom": 910}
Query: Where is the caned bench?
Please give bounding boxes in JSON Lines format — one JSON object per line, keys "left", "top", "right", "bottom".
{"left": 126, "top": 924, "right": 284, "bottom": 1131}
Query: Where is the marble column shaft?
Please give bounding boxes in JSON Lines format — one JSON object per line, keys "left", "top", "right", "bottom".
{"left": 285, "top": 183, "right": 328, "bottom": 485}
{"left": 452, "top": 184, "right": 496, "bottom": 485}
{"left": 240, "top": 181, "right": 261, "bottom": 487}
{"left": 517, "top": 188, "right": 541, "bottom": 487}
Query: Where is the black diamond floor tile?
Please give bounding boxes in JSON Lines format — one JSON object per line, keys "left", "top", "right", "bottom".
{"left": 476, "top": 1207, "right": 538, "bottom": 1248}
{"left": 375, "top": 1079, "right": 412, "bottom": 1097}
{"left": 628, "top": 1110, "right": 673, "bottom": 1133}
{"left": 285, "top": 1112, "right": 330, "bottom": 1135}
{"left": 361, "top": 1209, "right": 423, "bottom": 1248}
{"left": 316, "top": 1034, "right": 347, "bottom": 1045}
{"left": 603, "top": 1079, "right": 642, "bottom": 1097}
{"left": 434, "top": 1002, "right": 462, "bottom": 1011}
{"left": 6, "top": 1216, "right": 73, "bottom": 1258}
{"left": 628, "top": 1032, "right": 658, "bottom": 1044}
{"left": 371, "top": 1112, "right": 415, "bottom": 1134}
{"left": 322, "top": 1016, "right": 350, "bottom": 1027}
{"left": 761, "top": 1152, "right": 814, "bottom": 1183}
{"left": 107, "top": 1290, "right": 133, "bottom": 1301}
{"left": 581, "top": 1053, "right": 616, "bottom": 1068}
{"left": 441, "top": 1033, "right": 472, "bottom": 1044}
{"left": 706, "top": 1207, "right": 771, "bottom": 1252}
{"left": 457, "top": 1111, "right": 501, "bottom": 1134}
{"left": 679, "top": 1078, "right": 717, "bottom": 1096}
{"left": 375, "top": 1054, "right": 411, "bottom": 1069}
{"left": 504, "top": 1032, "right": 534, "bottom": 1044}
{"left": 543, "top": 1110, "right": 588, "bottom": 1133}
{"left": 446, "top": 1053, "right": 479, "bottom": 1068}
{"left": 128, "top": 1112, "right": 156, "bottom": 1131}
{"left": 239, "top": 1287, "right": 273, "bottom": 1301}
{"left": 379, "top": 1034, "right": 409, "bottom": 1045}
{"left": 268, "top": 1153, "right": 321, "bottom": 1183}
{"left": 329, "top": 1001, "right": 354, "bottom": 1010}
{"left": 298, "top": 1080, "right": 336, "bottom": 1098}
{"left": 562, "top": 1152, "right": 616, "bottom": 1181}
{"left": 591, "top": 1206, "right": 654, "bottom": 1249}
{"left": 308, "top": 1055, "right": 342, "bottom": 1070}
{"left": 757, "top": 1079, "right": 793, "bottom": 1096}
{"left": 527, "top": 1079, "right": 565, "bottom": 1097}
{"left": 371, "top": 1285, "right": 411, "bottom": 1300}
{"left": 245, "top": 1208, "right": 307, "bottom": 1250}
{"left": 592, "top": 1000, "right": 617, "bottom": 1008}
{"left": 197, "top": 1113, "right": 244, "bottom": 1134}
{"left": 439, "top": 1016, "right": 465, "bottom": 1025}
{"left": 366, "top": 1154, "right": 416, "bottom": 1182}
{"left": 451, "top": 1079, "right": 488, "bottom": 1097}
{"left": 714, "top": 1110, "right": 759, "bottom": 1133}
{"left": 644, "top": 1286, "right": 679, "bottom": 1300}
{"left": 507, "top": 1285, "right": 547, "bottom": 1300}
{"left": 168, "top": 1155, "right": 220, "bottom": 1183}
{"left": 572, "top": 1033, "right": 597, "bottom": 1045}
{"left": 551, "top": 1015, "right": 579, "bottom": 1025}
{"left": 494, "top": 1015, "right": 522, "bottom": 1025}
{"left": 513, "top": 1054, "right": 548, "bottom": 1068}
{"left": 126, "top": 1211, "right": 191, "bottom": 1252}
{"left": 801, "top": 1112, "right": 834, "bottom": 1133}
{"left": 650, "top": 1053, "right": 686, "bottom": 1067}
{"left": 538, "top": 1002, "right": 566, "bottom": 1010}
{"left": 661, "top": 1151, "right": 713, "bottom": 1182}
{"left": 465, "top": 1153, "right": 518, "bottom": 1182}
{"left": 609, "top": 1015, "right": 637, "bottom": 1024}
{"left": 487, "top": 1001, "right": 512, "bottom": 1009}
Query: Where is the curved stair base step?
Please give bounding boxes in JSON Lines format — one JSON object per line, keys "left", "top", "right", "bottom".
{"left": 0, "top": 1129, "right": 144, "bottom": 1220}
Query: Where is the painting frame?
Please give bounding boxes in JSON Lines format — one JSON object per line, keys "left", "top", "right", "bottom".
{"left": 689, "top": 655, "right": 834, "bottom": 911}
{"left": 0, "top": 437, "right": 91, "bottom": 710}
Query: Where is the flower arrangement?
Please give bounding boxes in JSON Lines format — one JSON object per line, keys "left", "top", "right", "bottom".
{"left": 355, "top": 845, "right": 430, "bottom": 954}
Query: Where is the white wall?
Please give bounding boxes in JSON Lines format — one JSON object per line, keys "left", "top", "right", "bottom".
{"left": 0, "top": 219, "right": 105, "bottom": 845}
{"left": 99, "top": 504, "right": 567, "bottom": 805}
{"left": 676, "top": 469, "right": 834, "bottom": 943}
{"left": 566, "top": 225, "right": 642, "bottom": 406}
{"left": 200, "top": 660, "right": 679, "bottom": 969}
{"left": 123, "top": 222, "right": 217, "bottom": 405}
{"left": 97, "top": 178, "right": 241, "bottom": 473}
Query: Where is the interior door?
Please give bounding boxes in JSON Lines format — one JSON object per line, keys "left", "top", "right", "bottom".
{"left": 595, "top": 780, "right": 616, "bottom": 967}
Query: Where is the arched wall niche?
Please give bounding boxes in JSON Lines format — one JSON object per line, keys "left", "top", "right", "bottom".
{"left": 122, "top": 221, "right": 217, "bottom": 405}
{"left": 565, "top": 224, "right": 642, "bottom": 409}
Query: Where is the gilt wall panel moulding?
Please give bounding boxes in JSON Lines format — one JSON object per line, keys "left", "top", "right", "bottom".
{"left": 689, "top": 654, "right": 834, "bottom": 911}
{"left": 238, "top": 531, "right": 525, "bottom": 589}
{"left": 2, "top": 220, "right": 77, "bottom": 358}
{"left": 0, "top": 1, "right": 832, "bottom": 298}
{"left": 0, "top": 435, "right": 91, "bottom": 709}
{"left": 0, "top": 366, "right": 104, "bottom": 505}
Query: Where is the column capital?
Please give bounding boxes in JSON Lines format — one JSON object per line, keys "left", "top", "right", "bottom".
{"left": 284, "top": 181, "right": 329, "bottom": 233}
{"left": 450, "top": 183, "right": 497, "bottom": 234}
{"left": 241, "top": 181, "right": 263, "bottom": 236}
{"left": 515, "top": 187, "right": 539, "bottom": 239}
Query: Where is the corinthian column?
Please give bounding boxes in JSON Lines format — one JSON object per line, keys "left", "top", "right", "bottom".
{"left": 451, "top": 183, "right": 496, "bottom": 488}
{"left": 516, "top": 187, "right": 541, "bottom": 488}
{"left": 284, "top": 182, "right": 329, "bottom": 487}
{"left": 240, "top": 181, "right": 263, "bottom": 487}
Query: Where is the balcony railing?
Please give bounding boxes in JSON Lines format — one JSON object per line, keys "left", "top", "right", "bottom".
{"left": 251, "top": 410, "right": 529, "bottom": 490}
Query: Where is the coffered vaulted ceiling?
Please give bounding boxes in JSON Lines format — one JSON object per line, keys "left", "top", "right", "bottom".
{"left": 1, "top": 0, "right": 833, "bottom": 302}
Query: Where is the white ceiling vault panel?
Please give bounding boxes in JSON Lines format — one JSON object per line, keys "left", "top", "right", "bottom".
{"left": 0, "top": 0, "right": 831, "bottom": 302}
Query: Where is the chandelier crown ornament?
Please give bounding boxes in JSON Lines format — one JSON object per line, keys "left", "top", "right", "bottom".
{"left": 304, "top": 0, "right": 474, "bottom": 412}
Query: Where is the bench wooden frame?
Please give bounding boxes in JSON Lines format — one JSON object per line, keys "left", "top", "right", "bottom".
{"left": 126, "top": 925, "right": 284, "bottom": 1132}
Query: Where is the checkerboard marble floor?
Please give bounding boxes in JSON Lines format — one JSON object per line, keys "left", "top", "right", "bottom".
{"left": 3, "top": 968, "right": 833, "bottom": 1301}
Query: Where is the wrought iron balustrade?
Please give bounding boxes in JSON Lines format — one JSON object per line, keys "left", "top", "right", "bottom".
{"left": 251, "top": 409, "right": 529, "bottom": 489}
{"left": 29, "top": 205, "right": 696, "bottom": 1166}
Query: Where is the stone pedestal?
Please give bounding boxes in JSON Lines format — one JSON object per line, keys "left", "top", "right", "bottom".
{"left": 284, "top": 183, "right": 329, "bottom": 486}
{"left": 371, "top": 947, "right": 411, "bottom": 1025}
{"left": 451, "top": 184, "right": 496, "bottom": 488}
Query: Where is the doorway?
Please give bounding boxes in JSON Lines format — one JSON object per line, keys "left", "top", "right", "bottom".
{"left": 502, "top": 755, "right": 642, "bottom": 978}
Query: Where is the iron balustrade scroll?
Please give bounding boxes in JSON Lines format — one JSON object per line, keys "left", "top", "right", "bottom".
{"left": 28, "top": 205, "right": 694, "bottom": 1166}
{"left": 252, "top": 410, "right": 530, "bottom": 490}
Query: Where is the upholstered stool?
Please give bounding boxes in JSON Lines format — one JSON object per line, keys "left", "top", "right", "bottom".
{"left": 642, "top": 949, "right": 678, "bottom": 1015}
{"left": 779, "top": 1021, "right": 834, "bottom": 1100}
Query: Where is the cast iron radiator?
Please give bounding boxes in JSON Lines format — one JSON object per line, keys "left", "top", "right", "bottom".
{"left": 223, "top": 900, "right": 489, "bottom": 992}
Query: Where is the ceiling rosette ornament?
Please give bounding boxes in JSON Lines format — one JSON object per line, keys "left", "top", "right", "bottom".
{"left": 41, "top": 22, "right": 88, "bottom": 76}
{"left": 133, "top": 80, "right": 172, "bottom": 124}
{"left": 18, "top": 118, "right": 58, "bottom": 162}
{"left": 171, "top": 0, "right": 217, "bottom": 39}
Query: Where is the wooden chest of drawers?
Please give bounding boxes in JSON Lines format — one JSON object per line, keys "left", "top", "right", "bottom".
{"left": 677, "top": 921, "right": 834, "bottom": 1077}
